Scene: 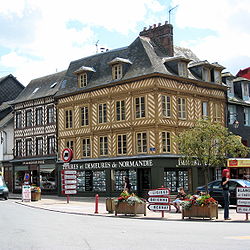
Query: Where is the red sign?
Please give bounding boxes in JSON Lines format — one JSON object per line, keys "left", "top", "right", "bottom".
{"left": 228, "top": 160, "right": 238, "bottom": 167}
{"left": 62, "top": 148, "right": 73, "bottom": 163}
{"left": 148, "top": 188, "right": 171, "bottom": 212}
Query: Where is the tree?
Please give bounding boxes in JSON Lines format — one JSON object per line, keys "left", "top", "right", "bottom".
{"left": 176, "top": 119, "right": 249, "bottom": 193}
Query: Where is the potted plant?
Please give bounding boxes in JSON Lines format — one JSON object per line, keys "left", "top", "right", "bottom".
{"left": 181, "top": 194, "right": 218, "bottom": 220}
{"left": 31, "top": 185, "right": 41, "bottom": 201}
{"left": 114, "top": 191, "right": 146, "bottom": 216}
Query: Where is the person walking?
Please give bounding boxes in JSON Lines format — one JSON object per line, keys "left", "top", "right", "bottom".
{"left": 221, "top": 169, "right": 231, "bottom": 220}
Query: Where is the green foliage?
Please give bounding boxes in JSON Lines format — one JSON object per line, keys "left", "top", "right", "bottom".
{"left": 177, "top": 119, "right": 249, "bottom": 169}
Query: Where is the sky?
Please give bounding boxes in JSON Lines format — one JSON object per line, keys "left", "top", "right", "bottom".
{"left": 0, "top": 0, "right": 249, "bottom": 85}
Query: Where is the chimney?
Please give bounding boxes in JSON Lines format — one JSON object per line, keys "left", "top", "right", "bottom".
{"left": 139, "top": 21, "right": 174, "bottom": 57}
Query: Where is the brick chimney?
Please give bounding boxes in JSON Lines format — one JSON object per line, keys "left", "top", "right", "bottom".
{"left": 139, "top": 21, "right": 174, "bottom": 57}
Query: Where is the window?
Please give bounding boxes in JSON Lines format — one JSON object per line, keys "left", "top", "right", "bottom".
{"left": 25, "top": 110, "right": 32, "bottom": 127}
{"left": 242, "top": 83, "right": 249, "bottom": 101}
{"left": 36, "top": 138, "right": 43, "bottom": 155}
{"left": 162, "top": 95, "right": 171, "bottom": 117}
{"left": 98, "top": 104, "right": 107, "bottom": 123}
{"left": 114, "top": 170, "right": 137, "bottom": 191}
{"left": 164, "top": 169, "right": 189, "bottom": 192}
{"left": 65, "top": 109, "right": 73, "bottom": 129}
{"left": 137, "top": 132, "right": 147, "bottom": 153}
{"left": 117, "top": 134, "right": 127, "bottom": 155}
{"left": 135, "top": 97, "right": 145, "bottom": 118}
{"left": 178, "top": 98, "right": 186, "bottom": 119}
{"left": 99, "top": 136, "right": 108, "bottom": 156}
{"left": 116, "top": 100, "right": 126, "bottom": 121}
{"left": 202, "top": 67, "right": 210, "bottom": 81}
{"left": 202, "top": 102, "right": 208, "bottom": 119}
{"left": 82, "top": 138, "right": 91, "bottom": 157}
{"left": 16, "top": 140, "right": 22, "bottom": 157}
{"left": 16, "top": 112, "right": 22, "bottom": 129}
{"left": 25, "top": 139, "right": 32, "bottom": 156}
{"left": 244, "top": 107, "right": 250, "bottom": 126}
{"left": 213, "top": 103, "right": 221, "bottom": 122}
{"left": 36, "top": 108, "right": 43, "bottom": 126}
{"left": 47, "top": 106, "right": 54, "bottom": 124}
{"left": 81, "top": 106, "right": 89, "bottom": 126}
{"left": 228, "top": 105, "right": 236, "bottom": 124}
{"left": 48, "top": 136, "right": 55, "bottom": 155}
{"left": 112, "top": 64, "right": 122, "bottom": 80}
{"left": 78, "top": 73, "right": 87, "bottom": 88}
{"left": 214, "top": 70, "right": 221, "bottom": 84}
{"left": 66, "top": 140, "right": 74, "bottom": 153}
{"left": 178, "top": 62, "right": 188, "bottom": 77}
{"left": 162, "top": 132, "right": 171, "bottom": 153}
{"left": 227, "top": 80, "right": 234, "bottom": 97}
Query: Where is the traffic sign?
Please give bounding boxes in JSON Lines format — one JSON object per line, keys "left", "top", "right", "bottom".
{"left": 63, "top": 190, "right": 77, "bottom": 195}
{"left": 236, "top": 187, "right": 250, "bottom": 219}
{"left": 236, "top": 187, "right": 250, "bottom": 199}
{"left": 148, "top": 204, "right": 170, "bottom": 211}
{"left": 148, "top": 197, "right": 170, "bottom": 204}
{"left": 63, "top": 180, "right": 77, "bottom": 184}
{"left": 62, "top": 148, "right": 73, "bottom": 163}
{"left": 237, "top": 206, "right": 250, "bottom": 213}
{"left": 237, "top": 199, "right": 250, "bottom": 206}
{"left": 148, "top": 188, "right": 170, "bottom": 196}
{"left": 61, "top": 169, "right": 77, "bottom": 198}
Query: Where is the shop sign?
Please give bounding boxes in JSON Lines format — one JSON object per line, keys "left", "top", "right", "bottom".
{"left": 228, "top": 158, "right": 250, "bottom": 168}
{"left": 236, "top": 187, "right": 250, "bottom": 215}
{"left": 148, "top": 204, "right": 170, "bottom": 211}
{"left": 22, "top": 185, "right": 31, "bottom": 202}
{"left": 148, "top": 197, "right": 170, "bottom": 204}
{"left": 23, "top": 160, "right": 45, "bottom": 165}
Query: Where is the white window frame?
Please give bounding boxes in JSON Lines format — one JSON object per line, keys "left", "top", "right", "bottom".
{"left": 178, "top": 62, "right": 188, "bottom": 77}
{"left": 100, "top": 136, "right": 108, "bottom": 156}
{"left": 178, "top": 98, "right": 186, "bottom": 119}
{"left": 162, "top": 95, "right": 171, "bottom": 118}
{"left": 135, "top": 96, "right": 146, "bottom": 119}
{"left": 117, "top": 134, "right": 127, "bottom": 155}
{"left": 214, "top": 103, "right": 221, "bottom": 122}
{"left": 244, "top": 107, "right": 250, "bottom": 126}
{"left": 116, "top": 100, "right": 126, "bottom": 121}
{"left": 242, "top": 83, "right": 250, "bottom": 101}
{"left": 81, "top": 106, "right": 89, "bottom": 126}
{"left": 65, "top": 109, "right": 73, "bottom": 129}
{"left": 228, "top": 105, "right": 236, "bottom": 125}
{"left": 82, "top": 138, "right": 91, "bottom": 157}
{"left": 112, "top": 64, "right": 122, "bottom": 80}
{"left": 162, "top": 131, "right": 171, "bottom": 153}
{"left": 202, "top": 67, "right": 210, "bottom": 82}
{"left": 136, "top": 132, "right": 147, "bottom": 153}
{"left": 79, "top": 73, "right": 87, "bottom": 88}
{"left": 214, "top": 70, "right": 221, "bottom": 84}
{"left": 202, "top": 101, "right": 208, "bottom": 119}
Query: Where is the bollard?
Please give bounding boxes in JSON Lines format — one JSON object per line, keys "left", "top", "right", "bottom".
{"left": 67, "top": 195, "right": 70, "bottom": 204}
{"left": 95, "top": 194, "right": 99, "bottom": 214}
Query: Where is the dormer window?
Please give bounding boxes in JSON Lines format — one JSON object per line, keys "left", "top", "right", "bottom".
{"left": 242, "top": 82, "right": 249, "bottom": 101}
{"left": 79, "top": 73, "right": 87, "bottom": 88}
{"left": 178, "top": 62, "right": 188, "bottom": 77}
{"left": 227, "top": 79, "right": 234, "bottom": 97}
{"left": 202, "top": 67, "right": 210, "bottom": 82}
{"left": 112, "top": 64, "right": 122, "bottom": 80}
{"left": 213, "top": 70, "right": 221, "bottom": 84}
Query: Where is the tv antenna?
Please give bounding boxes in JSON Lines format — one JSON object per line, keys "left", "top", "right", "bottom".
{"left": 95, "top": 40, "right": 99, "bottom": 54}
{"left": 169, "top": 5, "right": 178, "bottom": 24}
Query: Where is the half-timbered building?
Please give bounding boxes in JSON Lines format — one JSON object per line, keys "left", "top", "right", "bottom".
{"left": 56, "top": 22, "right": 227, "bottom": 196}
{"left": 12, "top": 71, "right": 66, "bottom": 193}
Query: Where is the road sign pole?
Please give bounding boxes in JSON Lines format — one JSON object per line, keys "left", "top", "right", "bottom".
{"left": 162, "top": 211, "right": 164, "bottom": 218}
{"left": 246, "top": 213, "right": 249, "bottom": 221}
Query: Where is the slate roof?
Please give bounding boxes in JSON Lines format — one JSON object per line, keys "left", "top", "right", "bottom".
{"left": 56, "top": 36, "right": 224, "bottom": 98}
{"left": 0, "top": 74, "right": 24, "bottom": 105}
{"left": 12, "top": 70, "right": 66, "bottom": 104}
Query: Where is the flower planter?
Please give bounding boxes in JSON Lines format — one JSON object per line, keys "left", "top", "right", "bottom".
{"left": 182, "top": 203, "right": 218, "bottom": 220}
{"left": 115, "top": 202, "right": 146, "bottom": 216}
{"left": 31, "top": 191, "right": 41, "bottom": 201}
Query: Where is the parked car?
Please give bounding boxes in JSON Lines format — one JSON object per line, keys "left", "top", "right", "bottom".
{"left": 196, "top": 179, "right": 250, "bottom": 207}
{"left": 0, "top": 176, "right": 9, "bottom": 200}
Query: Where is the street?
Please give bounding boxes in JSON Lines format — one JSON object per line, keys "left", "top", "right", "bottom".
{"left": 0, "top": 200, "right": 250, "bottom": 250}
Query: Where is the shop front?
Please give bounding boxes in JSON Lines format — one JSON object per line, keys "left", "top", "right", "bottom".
{"left": 58, "top": 155, "right": 195, "bottom": 197}
{"left": 227, "top": 158, "right": 250, "bottom": 180}
{"left": 11, "top": 157, "right": 58, "bottom": 194}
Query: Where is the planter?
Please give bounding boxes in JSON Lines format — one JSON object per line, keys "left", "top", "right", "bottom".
{"left": 31, "top": 191, "right": 41, "bottom": 201}
{"left": 106, "top": 198, "right": 115, "bottom": 213}
{"left": 115, "top": 202, "right": 146, "bottom": 216}
{"left": 182, "top": 203, "right": 218, "bottom": 220}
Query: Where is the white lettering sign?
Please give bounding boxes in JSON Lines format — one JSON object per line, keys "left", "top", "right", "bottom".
{"left": 237, "top": 206, "right": 250, "bottom": 213}
{"left": 64, "top": 190, "right": 77, "bottom": 195}
{"left": 63, "top": 175, "right": 77, "bottom": 180}
{"left": 64, "top": 170, "right": 77, "bottom": 175}
{"left": 148, "top": 197, "right": 170, "bottom": 204}
{"left": 64, "top": 180, "right": 77, "bottom": 184}
{"left": 237, "top": 187, "right": 250, "bottom": 198}
{"left": 64, "top": 185, "right": 77, "bottom": 190}
{"left": 148, "top": 189, "right": 170, "bottom": 196}
{"left": 22, "top": 185, "right": 31, "bottom": 202}
{"left": 148, "top": 204, "right": 170, "bottom": 211}
{"left": 237, "top": 199, "right": 250, "bottom": 206}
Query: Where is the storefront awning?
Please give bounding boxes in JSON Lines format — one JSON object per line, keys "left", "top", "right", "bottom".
{"left": 227, "top": 158, "right": 250, "bottom": 168}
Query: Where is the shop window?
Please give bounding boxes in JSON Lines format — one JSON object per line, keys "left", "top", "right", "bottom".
{"left": 177, "top": 98, "right": 186, "bottom": 119}
{"left": 25, "top": 109, "right": 32, "bottom": 127}
{"left": 138, "top": 168, "right": 151, "bottom": 190}
{"left": 81, "top": 106, "right": 89, "bottom": 126}
{"left": 65, "top": 109, "right": 73, "bottom": 129}
{"left": 98, "top": 103, "right": 107, "bottom": 123}
{"left": 77, "top": 170, "right": 106, "bottom": 192}
{"left": 162, "top": 95, "right": 171, "bottom": 118}
{"left": 25, "top": 139, "right": 32, "bottom": 156}
{"left": 136, "top": 132, "right": 147, "bottom": 153}
{"left": 202, "top": 102, "right": 208, "bottom": 119}
{"left": 16, "top": 112, "right": 22, "bottom": 129}
{"left": 16, "top": 140, "right": 22, "bottom": 157}
{"left": 117, "top": 134, "right": 127, "bottom": 155}
{"left": 40, "top": 165, "right": 56, "bottom": 190}
{"left": 36, "top": 108, "right": 43, "bottom": 126}
{"left": 47, "top": 106, "right": 54, "bottom": 124}
{"left": 82, "top": 138, "right": 91, "bottom": 157}
{"left": 99, "top": 136, "right": 108, "bottom": 156}
{"left": 112, "top": 64, "right": 122, "bottom": 80}
{"left": 14, "top": 167, "right": 28, "bottom": 189}
{"left": 164, "top": 169, "right": 189, "bottom": 192}
{"left": 135, "top": 96, "right": 146, "bottom": 118}
{"left": 78, "top": 73, "right": 88, "bottom": 88}
{"left": 114, "top": 169, "right": 137, "bottom": 191}
{"left": 162, "top": 131, "right": 171, "bottom": 153}
{"left": 213, "top": 103, "right": 221, "bottom": 122}
{"left": 116, "top": 100, "right": 126, "bottom": 121}
{"left": 36, "top": 138, "right": 43, "bottom": 155}
{"left": 48, "top": 136, "right": 55, "bottom": 155}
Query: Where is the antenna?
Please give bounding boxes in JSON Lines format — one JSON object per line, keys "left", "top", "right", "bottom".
{"left": 168, "top": 5, "right": 178, "bottom": 24}
{"left": 95, "top": 40, "right": 99, "bottom": 54}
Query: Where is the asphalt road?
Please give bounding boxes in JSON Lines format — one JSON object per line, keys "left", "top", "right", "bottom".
{"left": 1, "top": 200, "right": 250, "bottom": 250}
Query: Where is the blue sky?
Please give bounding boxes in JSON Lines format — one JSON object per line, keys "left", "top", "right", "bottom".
{"left": 0, "top": 0, "right": 249, "bottom": 85}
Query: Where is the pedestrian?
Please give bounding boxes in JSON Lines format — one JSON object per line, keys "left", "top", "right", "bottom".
{"left": 173, "top": 187, "right": 186, "bottom": 213}
{"left": 124, "top": 176, "right": 131, "bottom": 193}
{"left": 221, "top": 169, "right": 231, "bottom": 220}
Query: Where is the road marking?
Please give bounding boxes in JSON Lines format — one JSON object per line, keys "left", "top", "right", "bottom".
{"left": 225, "top": 236, "right": 250, "bottom": 240}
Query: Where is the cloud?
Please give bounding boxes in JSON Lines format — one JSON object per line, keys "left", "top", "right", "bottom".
{"left": 172, "top": 0, "right": 250, "bottom": 74}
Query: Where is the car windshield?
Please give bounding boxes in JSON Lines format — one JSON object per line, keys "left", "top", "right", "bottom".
{"left": 238, "top": 180, "right": 250, "bottom": 187}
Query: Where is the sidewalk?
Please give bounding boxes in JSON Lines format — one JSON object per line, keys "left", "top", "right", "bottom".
{"left": 11, "top": 193, "right": 250, "bottom": 222}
